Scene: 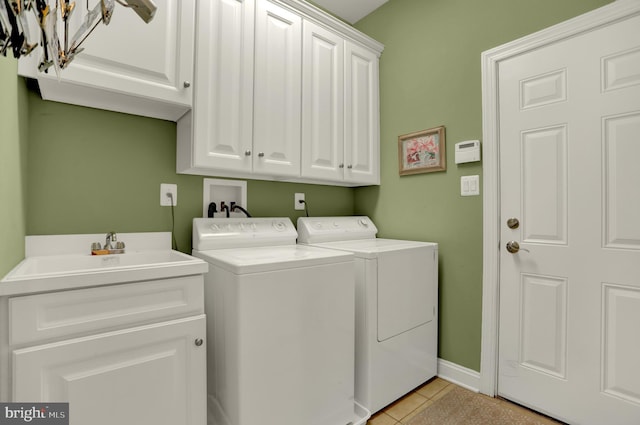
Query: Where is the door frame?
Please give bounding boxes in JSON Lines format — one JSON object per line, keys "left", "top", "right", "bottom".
{"left": 479, "top": 0, "right": 640, "bottom": 397}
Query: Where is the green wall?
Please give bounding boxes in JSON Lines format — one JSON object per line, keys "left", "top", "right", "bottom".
{"left": 354, "top": 0, "right": 612, "bottom": 371}
{"left": 26, "top": 93, "right": 354, "bottom": 253}
{"left": 0, "top": 57, "right": 28, "bottom": 277}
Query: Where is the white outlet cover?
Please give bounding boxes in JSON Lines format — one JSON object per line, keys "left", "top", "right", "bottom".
{"left": 161, "top": 183, "right": 177, "bottom": 206}
{"left": 294, "top": 193, "right": 305, "bottom": 210}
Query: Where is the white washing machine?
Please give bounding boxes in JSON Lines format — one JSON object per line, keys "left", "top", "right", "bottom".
{"left": 297, "top": 216, "right": 438, "bottom": 414}
{"left": 191, "top": 218, "right": 370, "bottom": 425}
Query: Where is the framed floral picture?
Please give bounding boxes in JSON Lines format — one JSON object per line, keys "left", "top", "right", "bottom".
{"left": 398, "top": 126, "right": 446, "bottom": 175}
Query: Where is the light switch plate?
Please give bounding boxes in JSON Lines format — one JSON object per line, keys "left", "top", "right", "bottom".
{"left": 461, "top": 175, "right": 480, "bottom": 196}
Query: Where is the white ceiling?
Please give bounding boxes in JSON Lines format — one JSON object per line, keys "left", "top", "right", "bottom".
{"left": 311, "top": 0, "right": 389, "bottom": 24}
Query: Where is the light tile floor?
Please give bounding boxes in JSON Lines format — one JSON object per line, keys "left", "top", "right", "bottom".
{"left": 367, "top": 377, "right": 561, "bottom": 425}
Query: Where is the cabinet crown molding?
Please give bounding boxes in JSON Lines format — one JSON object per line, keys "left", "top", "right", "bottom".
{"left": 274, "top": 0, "right": 385, "bottom": 54}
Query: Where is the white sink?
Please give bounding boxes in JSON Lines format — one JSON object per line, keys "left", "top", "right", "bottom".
{"left": 8, "top": 251, "right": 198, "bottom": 277}
{"left": 1, "top": 233, "right": 208, "bottom": 297}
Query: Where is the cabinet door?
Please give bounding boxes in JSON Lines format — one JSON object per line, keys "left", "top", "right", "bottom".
{"left": 191, "top": 0, "right": 255, "bottom": 173}
{"left": 344, "top": 42, "right": 380, "bottom": 185}
{"left": 301, "top": 21, "right": 345, "bottom": 182}
{"left": 13, "top": 316, "right": 206, "bottom": 425}
{"left": 18, "top": 0, "right": 195, "bottom": 121}
{"left": 254, "top": 0, "right": 302, "bottom": 177}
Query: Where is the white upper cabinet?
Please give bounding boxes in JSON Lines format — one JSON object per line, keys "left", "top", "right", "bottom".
{"left": 177, "top": 0, "right": 255, "bottom": 175}
{"left": 344, "top": 42, "right": 380, "bottom": 185}
{"left": 177, "top": 0, "right": 383, "bottom": 186}
{"left": 301, "top": 21, "right": 345, "bottom": 182}
{"left": 300, "top": 24, "right": 380, "bottom": 185}
{"left": 18, "top": 0, "right": 196, "bottom": 121}
{"left": 253, "top": 0, "right": 302, "bottom": 177}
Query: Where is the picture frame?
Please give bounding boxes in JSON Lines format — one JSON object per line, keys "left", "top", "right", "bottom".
{"left": 398, "top": 126, "right": 446, "bottom": 175}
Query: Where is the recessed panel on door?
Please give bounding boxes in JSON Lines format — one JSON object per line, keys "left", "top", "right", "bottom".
{"left": 521, "top": 125, "right": 568, "bottom": 244}
{"left": 602, "top": 47, "right": 640, "bottom": 92}
{"left": 520, "top": 69, "right": 567, "bottom": 110}
{"left": 602, "top": 283, "right": 640, "bottom": 405}
{"left": 604, "top": 112, "right": 640, "bottom": 249}
{"left": 519, "top": 274, "right": 567, "bottom": 378}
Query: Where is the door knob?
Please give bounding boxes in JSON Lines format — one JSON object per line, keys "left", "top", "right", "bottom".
{"left": 244, "top": 150, "right": 251, "bottom": 156}
{"left": 507, "top": 218, "right": 520, "bottom": 229}
{"left": 506, "top": 241, "right": 529, "bottom": 254}
{"left": 258, "top": 152, "right": 265, "bottom": 157}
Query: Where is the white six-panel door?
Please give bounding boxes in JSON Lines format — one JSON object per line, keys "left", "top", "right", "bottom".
{"left": 498, "top": 11, "right": 640, "bottom": 425}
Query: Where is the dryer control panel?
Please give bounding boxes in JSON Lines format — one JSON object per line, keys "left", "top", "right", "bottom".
{"left": 297, "top": 216, "right": 378, "bottom": 244}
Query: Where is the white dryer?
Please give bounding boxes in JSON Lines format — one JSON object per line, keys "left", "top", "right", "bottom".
{"left": 191, "top": 218, "right": 369, "bottom": 425}
{"left": 297, "top": 216, "right": 438, "bottom": 414}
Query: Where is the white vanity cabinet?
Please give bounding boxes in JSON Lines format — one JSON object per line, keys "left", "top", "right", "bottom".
{"left": 177, "top": 0, "right": 383, "bottom": 186}
{"left": 3, "top": 276, "right": 207, "bottom": 425}
{"left": 18, "top": 0, "right": 196, "bottom": 121}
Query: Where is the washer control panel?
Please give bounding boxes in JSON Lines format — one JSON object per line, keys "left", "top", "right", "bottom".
{"left": 193, "top": 218, "right": 297, "bottom": 250}
{"left": 297, "top": 216, "right": 378, "bottom": 244}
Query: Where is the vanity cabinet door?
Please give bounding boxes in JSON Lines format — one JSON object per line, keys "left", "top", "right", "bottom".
{"left": 13, "top": 316, "right": 206, "bottom": 425}
{"left": 253, "top": 0, "right": 302, "bottom": 177}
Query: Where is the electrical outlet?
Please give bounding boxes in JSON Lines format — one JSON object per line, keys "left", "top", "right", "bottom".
{"left": 161, "top": 183, "right": 177, "bottom": 206}
{"left": 294, "top": 193, "right": 305, "bottom": 210}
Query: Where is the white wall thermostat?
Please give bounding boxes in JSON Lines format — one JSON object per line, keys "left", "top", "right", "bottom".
{"left": 455, "top": 140, "right": 481, "bottom": 164}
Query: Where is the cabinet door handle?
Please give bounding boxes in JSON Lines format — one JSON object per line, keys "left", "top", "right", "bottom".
{"left": 195, "top": 338, "right": 204, "bottom": 347}
{"left": 183, "top": 81, "right": 191, "bottom": 88}
{"left": 258, "top": 152, "right": 265, "bottom": 158}
{"left": 339, "top": 164, "right": 344, "bottom": 168}
{"left": 347, "top": 164, "right": 353, "bottom": 169}
{"left": 244, "top": 150, "right": 251, "bottom": 156}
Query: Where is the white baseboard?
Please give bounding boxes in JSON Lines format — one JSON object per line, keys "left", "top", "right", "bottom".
{"left": 437, "top": 358, "right": 481, "bottom": 393}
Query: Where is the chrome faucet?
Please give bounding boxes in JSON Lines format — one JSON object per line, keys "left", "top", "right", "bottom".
{"left": 104, "top": 232, "right": 117, "bottom": 250}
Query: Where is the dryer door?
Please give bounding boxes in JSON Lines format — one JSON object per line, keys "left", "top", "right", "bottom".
{"left": 377, "top": 247, "right": 436, "bottom": 341}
